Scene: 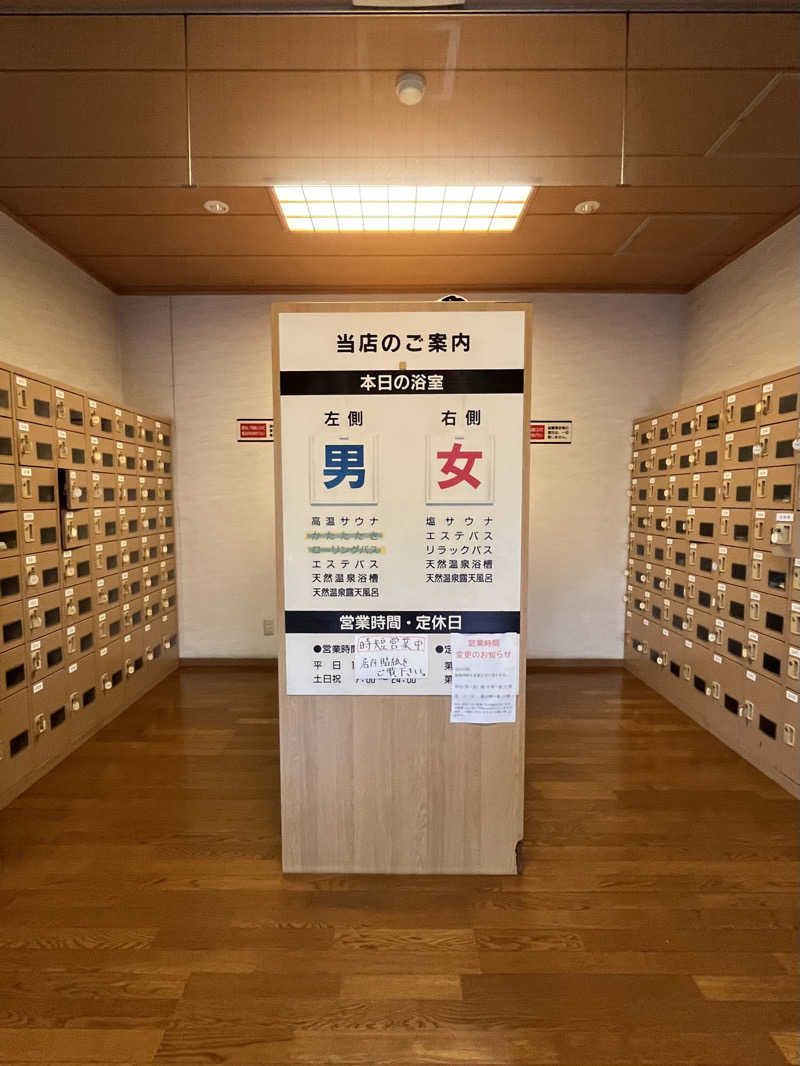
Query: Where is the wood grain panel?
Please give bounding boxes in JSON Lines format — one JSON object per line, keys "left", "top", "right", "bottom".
{"left": 3, "top": 184, "right": 797, "bottom": 220}
{"left": 0, "top": 187, "right": 277, "bottom": 217}
{"left": 618, "top": 214, "right": 740, "bottom": 255}
{"left": 627, "top": 70, "right": 777, "bottom": 155}
{"left": 192, "top": 153, "right": 621, "bottom": 188}
{"left": 78, "top": 251, "right": 727, "bottom": 292}
{"left": 626, "top": 154, "right": 800, "bottom": 187}
{"left": 272, "top": 302, "right": 530, "bottom": 874}
{"left": 189, "top": 70, "right": 624, "bottom": 158}
{"left": 187, "top": 13, "right": 626, "bottom": 70}
{"left": 23, "top": 212, "right": 643, "bottom": 258}
{"left": 0, "top": 73, "right": 187, "bottom": 157}
{"left": 0, "top": 158, "right": 187, "bottom": 188}
{"left": 716, "top": 75, "right": 800, "bottom": 156}
{"left": 528, "top": 185, "right": 800, "bottom": 216}
{"left": 0, "top": 664, "right": 796, "bottom": 1063}
{"left": 629, "top": 13, "right": 800, "bottom": 69}
{"left": 0, "top": 15, "right": 185, "bottom": 69}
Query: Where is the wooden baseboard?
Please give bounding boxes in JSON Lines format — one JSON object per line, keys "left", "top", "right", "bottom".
{"left": 527, "top": 658, "right": 625, "bottom": 671}
{"left": 179, "top": 657, "right": 278, "bottom": 670}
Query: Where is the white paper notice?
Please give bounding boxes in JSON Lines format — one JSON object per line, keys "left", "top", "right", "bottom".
{"left": 354, "top": 635, "right": 429, "bottom": 682}
{"left": 450, "top": 632, "right": 518, "bottom": 724}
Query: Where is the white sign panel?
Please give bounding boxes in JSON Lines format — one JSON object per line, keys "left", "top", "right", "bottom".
{"left": 354, "top": 634, "right": 429, "bottom": 682}
{"left": 450, "top": 632, "right": 519, "bottom": 724}
{"left": 278, "top": 309, "right": 526, "bottom": 696}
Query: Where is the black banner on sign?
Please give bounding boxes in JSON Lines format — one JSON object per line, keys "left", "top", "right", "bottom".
{"left": 280, "top": 368, "right": 524, "bottom": 396}
{"left": 285, "top": 610, "right": 521, "bottom": 634}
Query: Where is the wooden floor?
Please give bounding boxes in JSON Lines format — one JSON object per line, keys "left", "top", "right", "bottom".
{"left": 0, "top": 665, "right": 797, "bottom": 1066}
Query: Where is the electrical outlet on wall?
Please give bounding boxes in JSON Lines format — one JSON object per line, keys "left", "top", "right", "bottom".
{"left": 263, "top": 618, "right": 274, "bottom": 636}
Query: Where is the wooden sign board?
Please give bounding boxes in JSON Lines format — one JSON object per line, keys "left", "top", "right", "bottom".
{"left": 272, "top": 301, "right": 531, "bottom": 873}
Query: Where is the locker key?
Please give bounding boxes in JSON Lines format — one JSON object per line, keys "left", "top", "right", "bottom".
{"left": 26, "top": 565, "right": 39, "bottom": 587}
{"left": 791, "top": 606, "right": 800, "bottom": 636}
{"left": 31, "top": 649, "right": 42, "bottom": 671}
{"left": 788, "top": 653, "right": 800, "bottom": 681}
{"left": 57, "top": 436, "right": 68, "bottom": 461}
{"left": 29, "top": 606, "right": 42, "bottom": 630}
{"left": 101, "top": 672, "right": 112, "bottom": 692}
{"left": 33, "top": 712, "right": 47, "bottom": 736}
{"left": 125, "top": 658, "right": 135, "bottom": 676}
{"left": 91, "top": 443, "right": 102, "bottom": 464}
{"left": 742, "top": 701, "right": 755, "bottom": 721}
{"left": 66, "top": 631, "right": 77, "bottom": 654}
{"left": 55, "top": 398, "right": 66, "bottom": 421}
{"left": 771, "top": 523, "right": 792, "bottom": 546}
{"left": 164, "top": 636, "right": 173, "bottom": 650}
{"left": 89, "top": 409, "right": 100, "bottom": 427}
{"left": 19, "top": 432, "right": 31, "bottom": 456}
{"left": 69, "top": 691, "right": 80, "bottom": 712}
{"left": 145, "top": 645, "right": 154, "bottom": 662}
{"left": 794, "top": 561, "right": 800, "bottom": 592}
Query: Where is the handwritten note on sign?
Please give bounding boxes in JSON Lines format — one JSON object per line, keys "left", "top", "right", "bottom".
{"left": 450, "top": 632, "right": 518, "bottom": 724}
{"left": 354, "top": 635, "right": 429, "bottom": 682}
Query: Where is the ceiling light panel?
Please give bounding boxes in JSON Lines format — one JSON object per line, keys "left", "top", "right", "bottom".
{"left": 273, "top": 185, "right": 531, "bottom": 233}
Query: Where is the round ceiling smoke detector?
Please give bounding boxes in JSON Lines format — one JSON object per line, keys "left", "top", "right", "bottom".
{"left": 395, "top": 72, "right": 426, "bottom": 106}
{"left": 574, "top": 200, "right": 600, "bottom": 215}
{"left": 203, "top": 199, "right": 230, "bottom": 215}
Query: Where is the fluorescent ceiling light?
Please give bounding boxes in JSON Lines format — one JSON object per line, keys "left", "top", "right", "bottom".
{"left": 273, "top": 185, "right": 531, "bottom": 233}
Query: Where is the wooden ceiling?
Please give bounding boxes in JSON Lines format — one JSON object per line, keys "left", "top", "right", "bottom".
{"left": 0, "top": 11, "right": 797, "bottom": 294}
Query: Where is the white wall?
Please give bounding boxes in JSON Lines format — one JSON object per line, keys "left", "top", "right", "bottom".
{"left": 118, "top": 291, "right": 685, "bottom": 659}
{"left": 0, "top": 212, "right": 122, "bottom": 398}
{"left": 682, "top": 215, "right": 799, "bottom": 401}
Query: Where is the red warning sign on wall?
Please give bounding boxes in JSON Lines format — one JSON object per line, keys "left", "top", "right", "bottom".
{"left": 530, "top": 420, "right": 572, "bottom": 444}
{"left": 237, "top": 418, "right": 274, "bottom": 442}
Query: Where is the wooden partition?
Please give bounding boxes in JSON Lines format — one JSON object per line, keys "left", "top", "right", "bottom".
{"left": 273, "top": 301, "right": 531, "bottom": 873}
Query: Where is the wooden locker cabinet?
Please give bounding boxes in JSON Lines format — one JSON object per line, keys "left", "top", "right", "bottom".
{"left": 626, "top": 365, "right": 798, "bottom": 796}
{"left": 0, "top": 358, "right": 179, "bottom": 812}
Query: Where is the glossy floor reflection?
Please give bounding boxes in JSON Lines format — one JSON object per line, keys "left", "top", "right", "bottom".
{"left": 0, "top": 666, "right": 797, "bottom": 1065}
